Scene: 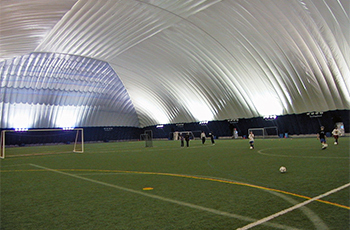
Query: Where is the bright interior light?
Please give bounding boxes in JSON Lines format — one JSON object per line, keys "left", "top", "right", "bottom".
{"left": 9, "top": 103, "right": 34, "bottom": 129}
{"left": 252, "top": 94, "right": 283, "bottom": 117}
{"left": 14, "top": 128, "right": 28, "bottom": 132}
{"left": 55, "top": 106, "right": 79, "bottom": 128}
{"left": 135, "top": 98, "right": 169, "bottom": 124}
{"left": 186, "top": 101, "right": 214, "bottom": 122}
{"left": 62, "top": 127, "right": 75, "bottom": 130}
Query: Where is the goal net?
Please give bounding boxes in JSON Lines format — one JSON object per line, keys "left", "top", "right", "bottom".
{"left": 0, "top": 128, "right": 84, "bottom": 159}
{"left": 247, "top": 126, "right": 278, "bottom": 139}
{"left": 263, "top": 126, "right": 279, "bottom": 138}
{"left": 140, "top": 130, "right": 153, "bottom": 147}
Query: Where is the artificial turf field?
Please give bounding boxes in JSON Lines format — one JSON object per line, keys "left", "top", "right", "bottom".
{"left": 0, "top": 137, "right": 349, "bottom": 230}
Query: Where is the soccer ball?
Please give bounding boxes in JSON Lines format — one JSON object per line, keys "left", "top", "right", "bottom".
{"left": 250, "top": 146, "right": 253, "bottom": 149}
{"left": 279, "top": 166, "right": 287, "bottom": 173}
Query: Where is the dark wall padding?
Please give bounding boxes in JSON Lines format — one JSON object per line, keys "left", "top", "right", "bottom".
{"left": 146, "top": 110, "right": 349, "bottom": 138}
{"left": 2, "top": 127, "right": 143, "bottom": 146}
{"left": 2, "top": 110, "right": 348, "bottom": 145}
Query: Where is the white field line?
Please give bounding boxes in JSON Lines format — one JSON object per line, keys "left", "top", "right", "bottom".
{"left": 257, "top": 148, "right": 349, "bottom": 159}
{"left": 237, "top": 182, "right": 350, "bottom": 230}
{"left": 29, "top": 163, "right": 298, "bottom": 230}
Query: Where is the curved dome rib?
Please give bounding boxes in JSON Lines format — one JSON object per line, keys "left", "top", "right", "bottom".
{"left": 0, "top": 53, "right": 139, "bottom": 128}
{"left": 0, "top": 0, "right": 349, "bottom": 128}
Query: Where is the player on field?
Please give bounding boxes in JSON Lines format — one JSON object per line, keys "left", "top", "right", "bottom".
{"left": 209, "top": 132, "right": 215, "bottom": 145}
{"left": 201, "top": 131, "right": 206, "bottom": 144}
{"left": 248, "top": 131, "right": 254, "bottom": 149}
{"left": 332, "top": 126, "right": 340, "bottom": 145}
{"left": 317, "top": 126, "right": 328, "bottom": 150}
{"left": 180, "top": 134, "right": 184, "bottom": 147}
{"left": 184, "top": 133, "right": 190, "bottom": 147}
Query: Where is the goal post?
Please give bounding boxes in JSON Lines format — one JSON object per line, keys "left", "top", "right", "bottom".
{"left": 0, "top": 128, "right": 84, "bottom": 159}
{"left": 140, "top": 130, "right": 153, "bottom": 147}
{"left": 0, "top": 130, "right": 5, "bottom": 159}
{"left": 73, "top": 128, "right": 84, "bottom": 153}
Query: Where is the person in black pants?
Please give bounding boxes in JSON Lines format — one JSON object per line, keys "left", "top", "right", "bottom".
{"left": 185, "top": 133, "right": 190, "bottom": 147}
{"left": 180, "top": 134, "right": 184, "bottom": 147}
{"left": 201, "top": 131, "right": 206, "bottom": 144}
{"left": 317, "top": 126, "right": 328, "bottom": 150}
{"left": 209, "top": 132, "right": 215, "bottom": 145}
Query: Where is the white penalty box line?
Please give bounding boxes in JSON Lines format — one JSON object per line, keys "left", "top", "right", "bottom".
{"left": 237, "top": 182, "right": 350, "bottom": 230}
{"left": 29, "top": 163, "right": 298, "bottom": 230}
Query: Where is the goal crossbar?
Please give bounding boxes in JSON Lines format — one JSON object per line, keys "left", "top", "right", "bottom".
{"left": 0, "top": 128, "right": 84, "bottom": 159}
{"left": 248, "top": 126, "right": 278, "bottom": 139}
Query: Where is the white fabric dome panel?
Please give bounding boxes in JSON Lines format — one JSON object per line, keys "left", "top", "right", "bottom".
{"left": 0, "top": 53, "right": 139, "bottom": 128}
{"left": 0, "top": 0, "right": 349, "bottom": 128}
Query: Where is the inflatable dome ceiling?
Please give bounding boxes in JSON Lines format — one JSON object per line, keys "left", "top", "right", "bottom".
{"left": 0, "top": 0, "right": 349, "bottom": 128}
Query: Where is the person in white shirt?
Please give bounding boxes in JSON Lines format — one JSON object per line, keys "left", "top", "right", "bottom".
{"left": 233, "top": 128, "right": 238, "bottom": 139}
{"left": 201, "top": 131, "right": 206, "bottom": 144}
{"left": 248, "top": 131, "right": 254, "bottom": 149}
{"left": 332, "top": 127, "right": 340, "bottom": 145}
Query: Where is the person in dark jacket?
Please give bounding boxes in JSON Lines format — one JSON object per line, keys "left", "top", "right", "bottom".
{"left": 317, "top": 126, "right": 328, "bottom": 150}
{"left": 209, "top": 132, "right": 215, "bottom": 145}
{"left": 184, "top": 133, "right": 190, "bottom": 147}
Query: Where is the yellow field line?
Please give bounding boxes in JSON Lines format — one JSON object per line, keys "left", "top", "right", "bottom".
{"left": 2, "top": 168, "right": 349, "bottom": 210}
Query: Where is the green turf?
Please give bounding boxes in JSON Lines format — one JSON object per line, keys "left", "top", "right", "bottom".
{"left": 1, "top": 137, "right": 349, "bottom": 229}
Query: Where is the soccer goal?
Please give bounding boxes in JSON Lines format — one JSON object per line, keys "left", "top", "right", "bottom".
{"left": 247, "top": 126, "right": 278, "bottom": 139}
{"left": 263, "top": 126, "right": 279, "bottom": 138}
{"left": 140, "top": 130, "right": 153, "bottom": 147}
{"left": 0, "top": 128, "right": 84, "bottom": 159}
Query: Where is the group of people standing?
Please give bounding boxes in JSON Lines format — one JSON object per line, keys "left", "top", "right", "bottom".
{"left": 178, "top": 131, "right": 216, "bottom": 148}
{"left": 180, "top": 133, "right": 190, "bottom": 147}
{"left": 178, "top": 125, "right": 342, "bottom": 150}
{"left": 200, "top": 131, "right": 215, "bottom": 145}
